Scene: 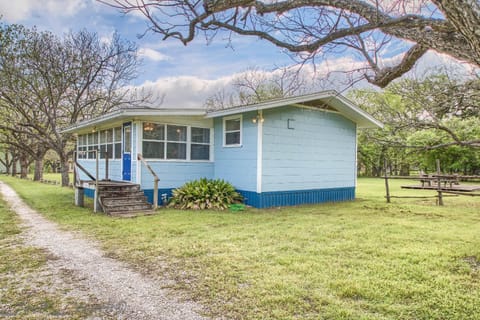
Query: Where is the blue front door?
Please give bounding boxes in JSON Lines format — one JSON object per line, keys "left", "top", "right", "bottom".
{"left": 122, "top": 122, "right": 132, "bottom": 181}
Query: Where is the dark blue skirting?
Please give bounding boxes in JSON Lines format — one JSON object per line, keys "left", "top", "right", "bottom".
{"left": 87, "top": 186, "right": 355, "bottom": 208}
{"left": 237, "top": 187, "right": 355, "bottom": 208}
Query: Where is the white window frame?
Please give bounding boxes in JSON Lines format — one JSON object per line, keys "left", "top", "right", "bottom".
{"left": 141, "top": 122, "right": 212, "bottom": 162}
{"left": 223, "top": 115, "right": 242, "bottom": 147}
{"left": 77, "top": 127, "right": 122, "bottom": 161}
{"left": 190, "top": 126, "right": 211, "bottom": 161}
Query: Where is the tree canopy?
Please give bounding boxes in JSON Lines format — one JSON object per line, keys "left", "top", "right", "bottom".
{"left": 0, "top": 23, "right": 143, "bottom": 185}
{"left": 351, "top": 75, "right": 480, "bottom": 176}
{"left": 102, "top": 0, "right": 480, "bottom": 87}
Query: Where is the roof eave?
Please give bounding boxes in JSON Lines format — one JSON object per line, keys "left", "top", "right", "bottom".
{"left": 61, "top": 108, "right": 207, "bottom": 134}
{"left": 206, "top": 90, "right": 383, "bottom": 129}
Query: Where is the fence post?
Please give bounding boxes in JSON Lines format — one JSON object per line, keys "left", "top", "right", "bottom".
{"left": 384, "top": 158, "right": 391, "bottom": 203}
{"left": 436, "top": 159, "right": 443, "bottom": 206}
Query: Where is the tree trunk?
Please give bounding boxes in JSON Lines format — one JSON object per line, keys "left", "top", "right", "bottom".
{"left": 19, "top": 156, "right": 29, "bottom": 179}
{"left": 33, "top": 148, "right": 47, "bottom": 181}
{"left": 33, "top": 158, "right": 44, "bottom": 181}
{"left": 59, "top": 154, "right": 70, "bottom": 187}
{"left": 11, "top": 158, "right": 17, "bottom": 176}
{"left": 400, "top": 164, "right": 410, "bottom": 176}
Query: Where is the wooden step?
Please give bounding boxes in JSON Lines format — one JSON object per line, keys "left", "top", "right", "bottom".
{"left": 96, "top": 181, "right": 154, "bottom": 217}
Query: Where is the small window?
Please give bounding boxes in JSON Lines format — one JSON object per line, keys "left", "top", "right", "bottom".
{"left": 123, "top": 125, "right": 131, "bottom": 153}
{"left": 114, "top": 127, "right": 122, "bottom": 159}
{"left": 224, "top": 116, "right": 242, "bottom": 146}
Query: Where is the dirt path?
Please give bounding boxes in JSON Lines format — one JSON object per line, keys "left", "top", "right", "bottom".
{"left": 0, "top": 181, "right": 207, "bottom": 320}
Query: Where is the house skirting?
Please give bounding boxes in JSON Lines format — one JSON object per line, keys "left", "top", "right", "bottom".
{"left": 85, "top": 186, "right": 355, "bottom": 208}
{"left": 238, "top": 187, "right": 355, "bottom": 208}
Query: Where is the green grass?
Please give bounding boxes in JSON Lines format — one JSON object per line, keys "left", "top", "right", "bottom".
{"left": 1, "top": 175, "right": 480, "bottom": 319}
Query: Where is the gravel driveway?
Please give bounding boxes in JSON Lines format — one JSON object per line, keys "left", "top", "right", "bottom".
{"left": 0, "top": 181, "right": 207, "bottom": 320}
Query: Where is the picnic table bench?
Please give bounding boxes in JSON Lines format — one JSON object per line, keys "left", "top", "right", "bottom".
{"left": 419, "top": 174, "right": 460, "bottom": 188}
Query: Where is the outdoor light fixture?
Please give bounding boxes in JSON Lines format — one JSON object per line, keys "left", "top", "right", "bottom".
{"left": 252, "top": 114, "right": 264, "bottom": 123}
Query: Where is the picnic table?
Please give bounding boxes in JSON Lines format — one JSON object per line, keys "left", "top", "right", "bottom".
{"left": 419, "top": 174, "right": 460, "bottom": 188}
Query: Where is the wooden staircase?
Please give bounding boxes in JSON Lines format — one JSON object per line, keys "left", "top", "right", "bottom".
{"left": 97, "top": 182, "right": 154, "bottom": 217}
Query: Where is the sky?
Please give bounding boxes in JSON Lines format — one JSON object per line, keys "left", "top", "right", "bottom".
{"left": 0, "top": 0, "right": 477, "bottom": 108}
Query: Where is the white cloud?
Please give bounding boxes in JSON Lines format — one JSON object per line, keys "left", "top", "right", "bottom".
{"left": 0, "top": 0, "right": 86, "bottom": 22}
{"left": 134, "top": 50, "right": 479, "bottom": 110}
{"left": 139, "top": 75, "right": 236, "bottom": 108}
{"left": 138, "top": 48, "right": 171, "bottom": 62}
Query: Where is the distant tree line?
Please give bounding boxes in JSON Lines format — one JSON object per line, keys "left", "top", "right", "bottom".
{"left": 351, "top": 75, "right": 480, "bottom": 176}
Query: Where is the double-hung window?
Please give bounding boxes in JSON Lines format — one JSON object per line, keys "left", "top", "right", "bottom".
{"left": 143, "top": 123, "right": 165, "bottom": 159}
{"left": 191, "top": 127, "right": 210, "bottom": 160}
{"left": 99, "top": 129, "right": 114, "bottom": 159}
{"left": 78, "top": 135, "right": 87, "bottom": 159}
{"left": 87, "top": 132, "right": 98, "bottom": 159}
{"left": 142, "top": 122, "right": 210, "bottom": 161}
{"left": 77, "top": 127, "right": 122, "bottom": 160}
{"left": 224, "top": 116, "right": 242, "bottom": 147}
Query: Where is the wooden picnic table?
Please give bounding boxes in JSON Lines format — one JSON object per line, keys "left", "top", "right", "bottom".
{"left": 419, "top": 174, "right": 460, "bottom": 188}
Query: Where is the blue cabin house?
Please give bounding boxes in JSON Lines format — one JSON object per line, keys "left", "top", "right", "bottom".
{"left": 64, "top": 91, "right": 382, "bottom": 209}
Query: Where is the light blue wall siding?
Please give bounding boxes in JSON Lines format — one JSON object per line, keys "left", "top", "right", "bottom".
{"left": 261, "top": 106, "right": 356, "bottom": 192}
{"left": 213, "top": 111, "right": 258, "bottom": 192}
{"left": 139, "top": 161, "right": 214, "bottom": 189}
{"left": 76, "top": 159, "right": 122, "bottom": 181}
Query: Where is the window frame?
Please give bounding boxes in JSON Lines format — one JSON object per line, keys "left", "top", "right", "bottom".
{"left": 190, "top": 127, "right": 211, "bottom": 161}
{"left": 141, "top": 122, "right": 212, "bottom": 162}
{"left": 223, "top": 115, "right": 242, "bottom": 147}
{"left": 77, "top": 127, "right": 122, "bottom": 161}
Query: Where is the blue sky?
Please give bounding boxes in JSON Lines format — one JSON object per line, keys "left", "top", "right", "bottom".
{"left": 0, "top": 0, "right": 475, "bottom": 108}
{"left": 0, "top": 0, "right": 294, "bottom": 84}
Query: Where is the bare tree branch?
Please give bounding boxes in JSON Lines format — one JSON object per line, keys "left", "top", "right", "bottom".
{"left": 100, "top": 0, "right": 480, "bottom": 86}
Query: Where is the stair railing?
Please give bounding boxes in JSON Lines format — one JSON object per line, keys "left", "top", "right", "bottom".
{"left": 137, "top": 154, "right": 160, "bottom": 209}
{"left": 74, "top": 150, "right": 101, "bottom": 212}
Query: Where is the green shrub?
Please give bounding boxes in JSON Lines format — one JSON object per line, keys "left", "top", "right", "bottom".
{"left": 168, "top": 178, "right": 243, "bottom": 210}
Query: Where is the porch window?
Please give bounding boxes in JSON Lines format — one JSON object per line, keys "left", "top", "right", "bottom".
{"left": 77, "top": 127, "right": 122, "bottom": 160}
{"left": 142, "top": 122, "right": 210, "bottom": 161}
{"left": 87, "top": 132, "right": 99, "bottom": 159}
{"left": 99, "top": 129, "right": 113, "bottom": 159}
{"left": 223, "top": 116, "right": 242, "bottom": 146}
{"left": 142, "top": 123, "right": 165, "bottom": 159}
{"left": 114, "top": 127, "right": 122, "bottom": 159}
{"left": 77, "top": 134, "right": 87, "bottom": 159}
{"left": 191, "top": 127, "right": 210, "bottom": 160}
{"left": 166, "top": 125, "right": 187, "bottom": 160}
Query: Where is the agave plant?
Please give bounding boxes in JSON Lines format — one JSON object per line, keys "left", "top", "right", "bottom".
{"left": 168, "top": 178, "right": 243, "bottom": 210}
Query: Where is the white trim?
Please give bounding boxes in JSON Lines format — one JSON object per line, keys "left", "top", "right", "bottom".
{"left": 141, "top": 121, "right": 212, "bottom": 161}
{"left": 206, "top": 90, "right": 383, "bottom": 129}
{"left": 256, "top": 111, "right": 263, "bottom": 193}
{"left": 61, "top": 108, "right": 206, "bottom": 133}
{"left": 210, "top": 128, "right": 215, "bottom": 162}
{"left": 223, "top": 115, "right": 243, "bottom": 147}
{"left": 354, "top": 123, "right": 358, "bottom": 188}
{"left": 135, "top": 121, "right": 142, "bottom": 186}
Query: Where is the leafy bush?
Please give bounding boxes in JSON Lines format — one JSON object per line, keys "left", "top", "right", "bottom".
{"left": 168, "top": 178, "right": 243, "bottom": 210}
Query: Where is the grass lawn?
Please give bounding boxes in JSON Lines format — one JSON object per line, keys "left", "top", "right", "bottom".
{"left": 1, "top": 175, "right": 479, "bottom": 319}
